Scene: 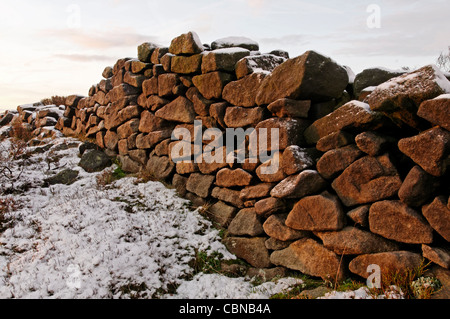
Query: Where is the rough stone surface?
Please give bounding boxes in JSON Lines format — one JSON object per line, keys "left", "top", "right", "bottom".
{"left": 355, "top": 131, "right": 395, "bottom": 156}
{"left": 422, "top": 245, "right": 450, "bottom": 269}
{"left": 44, "top": 169, "right": 79, "bottom": 186}
{"left": 192, "top": 72, "right": 234, "bottom": 100}
{"left": 353, "top": 67, "right": 405, "bottom": 97}
{"left": 256, "top": 50, "right": 349, "bottom": 105}
{"left": 317, "top": 145, "right": 364, "bottom": 180}
{"left": 270, "top": 170, "right": 327, "bottom": 199}
{"left": 267, "top": 98, "right": 311, "bottom": 119}
{"left": 228, "top": 208, "right": 264, "bottom": 237}
{"left": 211, "top": 187, "right": 245, "bottom": 208}
{"left": 224, "top": 106, "right": 264, "bottom": 128}
{"left": 347, "top": 205, "right": 370, "bottom": 227}
{"left": 366, "top": 65, "right": 450, "bottom": 129}
{"left": 202, "top": 48, "right": 250, "bottom": 73}
{"left": 252, "top": 118, "right": 311, "bottom": 152}
{"left": 263, "top": 214, "right": 308, "bottom": 242}
{"left": 222, "top": 73, "right": 266, "bottom": 107}
{"left": 169, "top": 31, "right": 204, "bottom": 55}
{"left": 316, "top": 131, "right": 354, "bottom": 152}
{"left": 331, "top": 154, "right": 402, "bottom": 207}
{"left": 215, "top": 168, "right": 253, "bottom": 188}
{"left": 186, "top": 173, "right": 216, "bottom": 198}
{"left": 315, "top": 226, "right": 400, "bottom": 255}
{"left": 239, "top": 183, "right": 275, "bottom": 201}
{"left": 155, "top": 96, "right": 196, "bottom": 123}
{"left": 349, "top": 251, "right": 423, "bottom": 279}
{"left": 208, "top": 201, "right": 237, "bottom": 227}
{"left": 145, "top": 155, "right": 175, "bottom": 180}
{"left": 224, "top": 237, "right": 272, "bottom": 268}
{"left": 286, "top": 191, "right": 345, "bottom": 231}
{"left": 281, "top": 145, "right": 315, "bottom": 176}
{"left": 255, "top": 152, "right": 286, "bottom": 183}
{"left": 417, "top": 95, "right": 450, "bottom": 131}
{"left": 369, "top": 200, "right": 434, "bottom": 244}
{"left": 398, "top": 127, "right": 450, "bottom": 177}
{"left": 422, "top": 196, "right": 450, "bottom": 242}
{"left": 270, "top": 238, "right": 346, "bottom": 281}
{"left": 79, "top": 149, "right": 112, "bottom": 173}
{"left": 304, "top": 101, "right": 385, "bottom": 144}
{"left": 398, "top": 165, "right": 440, "bottom": 207}
{"left": 170, "top": 54, "right": 203, "bottom": 74}
{"left": 254, "top": 197, "right": 286, "bottom": 218}
{"left": 235, "top": 54, "right": 286, "bottom": 79}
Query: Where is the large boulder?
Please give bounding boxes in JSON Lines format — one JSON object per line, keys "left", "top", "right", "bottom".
{"left": 270, "top": 238, "right": 346, "bottom": 281}
{"left": 353, "top": 67, "right": 405, "bottom": 97}
{"left": 255, "top": 50, "right": 349, "bottom": 105}
{"left": 365, "top": 65, "right": 450, "bottom": 129}
{"left": 304, "top": 100, "right": 385, "bottom": 144}
{"left": 331, "top": 154, "right": 402, "bottom": 207}
{"left": 417, "top": 94, "right": 450, "bottom": 131}
{"left": 398, "top": 127, "right": 450, "bottom": 177}
{"left": 369, "top": 200, "right": 434, "bottom": 244}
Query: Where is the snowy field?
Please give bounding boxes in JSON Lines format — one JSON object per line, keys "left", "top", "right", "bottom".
{"left": 0, "top": 136, "right": 307, "bottom": 299}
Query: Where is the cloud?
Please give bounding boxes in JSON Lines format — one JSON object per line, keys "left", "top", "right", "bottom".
{"left": 40, "top": 28, "right": 160, "bottom": 50}
{"left": 53, "top": 53, "right": 115, "bottom": 62}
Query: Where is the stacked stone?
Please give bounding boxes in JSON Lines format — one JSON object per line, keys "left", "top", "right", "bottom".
{"left": 28, "top": 31, "right": 450, "bottom": 282}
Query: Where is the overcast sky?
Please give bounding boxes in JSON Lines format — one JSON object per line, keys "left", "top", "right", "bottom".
{"left": 1, "top": 0, "right": 449, "bottom": 111}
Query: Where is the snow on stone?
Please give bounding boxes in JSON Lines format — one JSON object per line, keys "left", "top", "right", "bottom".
{"left": 191, "top": 31, "right": 204, "bottom": 52}
{"left": 433, "top": 93, "right": 450, "bottom": 100}
{"left": 212, "top": 36, "right": 259, "bottom": 50}
{"left": 211, "top": 47, "right": 250, "bottom": 55}
{"left": 431, "top": 64, "right": 450, "bottom": 93}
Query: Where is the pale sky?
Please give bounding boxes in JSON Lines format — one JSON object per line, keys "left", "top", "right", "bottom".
{"left": 1, "top": 0, "right": 449, "bottom": 111}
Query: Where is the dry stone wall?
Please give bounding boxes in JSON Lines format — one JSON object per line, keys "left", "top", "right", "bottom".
{"left": 2, "top": 31, "right": 450, "bottom": 282}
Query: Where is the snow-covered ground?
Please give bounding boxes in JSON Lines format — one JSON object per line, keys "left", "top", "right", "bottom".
{"left": 0, "top": 136, "right": 306, "bottom": 299}
{"left": 0, "top": 136, "right": 407, "bottom": 299}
